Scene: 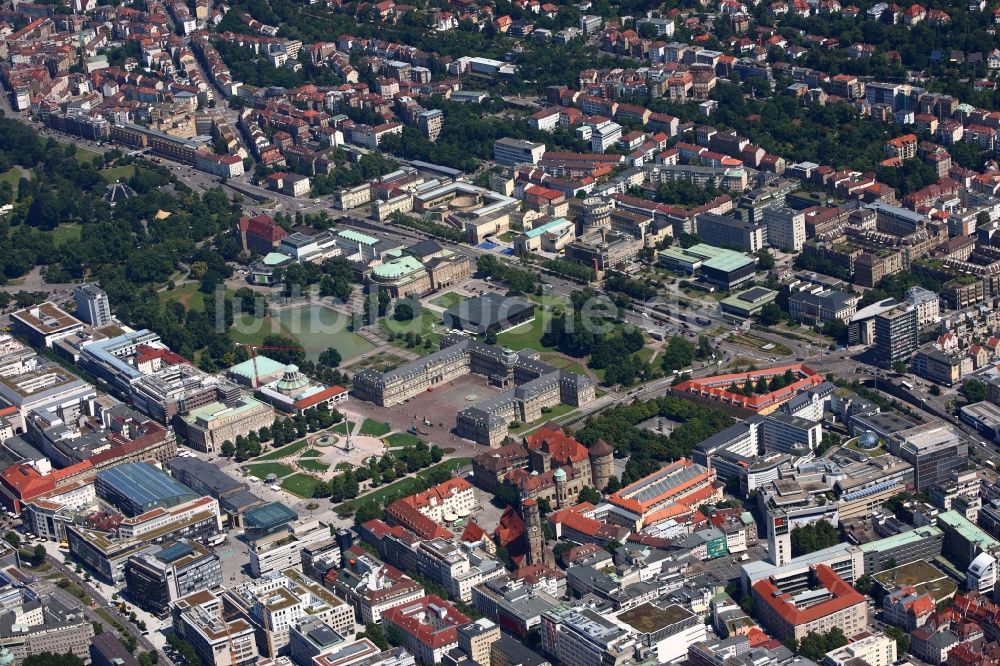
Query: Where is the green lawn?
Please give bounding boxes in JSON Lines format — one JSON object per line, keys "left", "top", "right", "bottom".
{"left": 300, "top": 448, "right": 323, "bottom": 458}
{"left": 383, "top": 311, "right": 444, "bottom": 349}
{"left": 430, "top": 291, "right": 467, "bottom": 309}
{"left": 511, "top": 402, "right": 576, "bottom": 434}
{"left": 159, "top": 282, "right": 207, "bottom": 313}
{"left": 636, "top": 347, "right": 657, "bottom": 365}
{"left": 0, "top": 168, "right": 21, "bottom": 193}
{"left": 360, "top": 418, "right": 392, "bottom": 437}
{"left": 298, "top": 458, "right": 330, "bottom": 473}
{"left": 346, "top": 351, "right": 406, "bottom": 373}
{"left": 52, "top": 223, "right": 82, "bottom": 247}
{"left": 254, "top": 440, "right": 309, "bottom": 461}
{"left": 385, "top": 432, "right": 423, "bottom": 448}
{"left": 72, "top": 146, "right": 102, "bottom": 164}
{"left": 281, "top": 472, "right": 323, "bottom": 498}
{"left": 495, "top": 314, "right": 554, "bottom": 353}
{"left": 335, "top": 458, "right": 472, "bottom": 514}
{"left": 245, "top": 462, "right": 294, "bottom": 480}
{"left": 538, "top": 353, "right": 589, "bottom": 377}
{"left": 101, "top": 165, "right": 136, "bottom": 183}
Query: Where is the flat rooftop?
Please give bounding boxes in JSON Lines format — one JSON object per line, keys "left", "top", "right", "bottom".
{"left": 616, "top": 602, "right": 693, "bottom": 633}
{"left": 11, "top": 303, "right": 83, "bottom": 333}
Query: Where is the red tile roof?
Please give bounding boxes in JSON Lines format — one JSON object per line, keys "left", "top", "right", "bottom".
{"left": 752, "top": 565, "right": 866, "bottom": 627}
{"left": 382, "top": 595, "right": 469, "bottom": 649}
{"left": 524, "top": 423, "right": 589, "bottom": 466}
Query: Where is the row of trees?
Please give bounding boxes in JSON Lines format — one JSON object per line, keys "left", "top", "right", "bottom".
{"left": 221, "top": 407, "right": 346, "bottom": 461}
{"left": 726, "top": 368, "right": 799, "bottom": 397}
{"left": 476, "top": 255, "right": 539, "bottom": 293}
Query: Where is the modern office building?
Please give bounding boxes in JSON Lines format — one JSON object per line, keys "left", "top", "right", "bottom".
{"left": 248, "top": 518, "right": 331, "bottom": 577}
{"left": 751, "top": 564, "right": 867, "bottom": 641}
{"left": 494, "top": 138, "right": 546, "bottom": 166}
{"left": 540, "top": 607, "right": 636, "bottom": 666}
{"left": 73, "top": 283, "right": 112, "bottom": 327}
{"left": 761, "top": 412, "right": 822, "bottom": 456}
{"left": 695, "top": 213, "right": 766, "bottom": 252}
{"left": 857, "top": 525, "right": 944, "bottom": 574}
{"left": 124, "top": 540, "right": 223, "bottom": 616}
{"left": 889, "top": 422, "right": 968, "bottom": 492}
{"left": 10, "top": 302, "right": 85, "bottom": 348}
{"left": 171, "top": 589, "right": 257, "bottom": 666}
{"left": 874, "top": 305, "right": 918, "bottom": 368}
{"left": 788, "top": 290, "right": 860, "bottom": 327}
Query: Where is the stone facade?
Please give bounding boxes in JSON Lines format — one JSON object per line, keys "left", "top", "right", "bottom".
{"left": 354, "top": 335, "right": 595, "bottom": 447}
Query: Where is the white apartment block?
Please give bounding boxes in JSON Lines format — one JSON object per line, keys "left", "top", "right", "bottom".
{"left": 763, "top": 207, "right": 807, "bottom": 252}
{"left": 823, "top": 631, "right": 897, "bottom": 666}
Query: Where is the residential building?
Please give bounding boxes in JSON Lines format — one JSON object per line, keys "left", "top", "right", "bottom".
{"left": 382, "top": 595, "right": 470, "bottom": 665}
{"left": 874, "top": 306, "right": 918, "bottom": 368}
{"left": 823, "top": 631, "right": 897, "bottom": 666}
{"left": 329, "top": 552, "right": 425, "bottom": 624}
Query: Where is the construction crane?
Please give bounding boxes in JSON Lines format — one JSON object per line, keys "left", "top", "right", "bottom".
{"left": 235, "top": 343, "right": 307, "bottom": 388}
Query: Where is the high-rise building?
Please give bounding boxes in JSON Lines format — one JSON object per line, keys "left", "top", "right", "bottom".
{"left": 763, "top": 207, "right": 806, "bottom": 252}
{"left": 874, "top": 305, "right": 918, "bottom": 368}
{"left": 73, "top": 283, "right": 112, "bottom": 327}
{"left": 890, "top": 423, "right": 968, "bottom": 492}
{"left": 124, "top": 540, "right": 223, "bottom": 616}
